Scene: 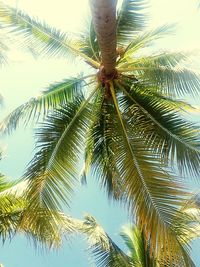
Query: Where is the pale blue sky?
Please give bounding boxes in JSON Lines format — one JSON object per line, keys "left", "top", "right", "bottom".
{"left": 0, "top": 0, "right": 200, "bottom": 266}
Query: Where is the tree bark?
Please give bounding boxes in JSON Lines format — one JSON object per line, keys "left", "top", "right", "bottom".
{"left": 90, "top": 0, "right": 117, "bottom": 75}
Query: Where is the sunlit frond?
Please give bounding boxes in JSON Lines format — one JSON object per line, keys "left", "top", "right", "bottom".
{"left": 117, "top": 25, "right": 173, "bottom": 62}
{"left": 0, "top": 75, "right": 94, "bottom": 135}
{"left": 120, "top": 225, "right": 156, "bottom": 266}
{"left": 0, "top": 175, "right": 25, "bottom": 243}
{"left": 19, "top": 207, "right": 78, "bottom": 249}
{"left": 141, "top": 52, "right": 188, "bottom": 67}
{"left": 119, "top": 51, "right": 188, "bottom": 70}
{"left": 180, "top": 192, "right": 200, "bottom": 242}
{"left": 115, "top": 80, "right": 200, "bottom": 178}
{"left": 98, "top": 81, "right": 194, "bottom": 264}
{"left": 81, "top": 215, "right": 195, "bottom": 267}
{"left": 0, "top": 179, "right": 29, "bottom": 198}
{"left": 0, "top": 194, "right": 25, "bottom": 242}
{"left": 0, "top": 2, "right": 100, "bottom": 68}
{"left": 116, "top": 0, "right": 147, "bottom": 45}
{"left": 126, "top": 63, "right": 200, "bottom": 97}
{"left": 0, "top": 172, "right": 78, "bottom": 248}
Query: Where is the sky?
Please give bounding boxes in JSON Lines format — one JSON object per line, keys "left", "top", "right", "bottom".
{"left": 0, "top": 0, "right": 200, "bottom": 266}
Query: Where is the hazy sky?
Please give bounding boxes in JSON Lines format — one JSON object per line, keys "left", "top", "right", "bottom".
{"left": 0, "top": 0, "right": 200, "bottom": 266}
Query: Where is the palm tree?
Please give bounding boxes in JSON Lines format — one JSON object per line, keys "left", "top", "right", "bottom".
{"left": 0, "top": 0, "right": 200, "bottom": 264}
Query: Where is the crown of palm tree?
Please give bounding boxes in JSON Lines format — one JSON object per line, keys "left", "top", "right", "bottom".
{"left": 0, "top": 0, "right": 200, "bottom": 265}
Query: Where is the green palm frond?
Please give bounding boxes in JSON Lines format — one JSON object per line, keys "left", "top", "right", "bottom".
{"left": 122, "top": 63, "right": 200, "bottom": 97}
{"left": 84, "top": 88, "right": 123, "bottom": 199}
{"left": 117, "top": 25, "right": 173, "bottom": 62}
{"left": 103, "top": 81, "right": 193, "bottom": 262}
{"left": 78, "top": 21, "right": 100, "bottom": 62}
{"left": 0, "top": 193, "right": 78, "bottom": 249}
{"left": 0, "top": 2, "right": 100, "bottom": 68}
{"left": 0, "top": 173, "right": 14, "bottom": 192}
{"left": 0, "top": 179, "right": 29, "bottom": 198}
{"left": 24, "top": 88, "right": 98, "bottom": 211}
{"left": 0, "top": 194, "right": 25, "bottom": 242}
{"left": 116, "top": 80, "right": 200, "bottom": 177}
{"left": 120, "top": 74, "right": 195, "bottom": 111}
{"left": 81, "top": 215, "right": 132, "bottom": 267}
{"left": 19, "top": 207, "right": 77, "bottom": 249}
{"left": 81, "top": 215, "right": 195, "bottom": 267}
{"left": 140, "top": 52, "right": 188, "bottom": 67}
{"left": 119, "top": 51, "right": 188, "bottom": 70}
{"left": 180, "top": 192, "right": 200, "bottom": 242}
{"left": 0, "top": 168, "right": 81, "bottom": 249}
{"left": 0, "top": 75, "right": 94, "bottom": 134}
{"left": 120, "top": 225, "right": 156, "bottom": 266}
{"left": 116, "top": 0, "right": 147, "bottom": 45}
{"left": 0, "top": 172, "right": 77, "bottom": 248}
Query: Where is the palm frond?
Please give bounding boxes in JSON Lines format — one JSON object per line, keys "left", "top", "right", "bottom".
{"left": 102, "top": 81, "right": 194, "bottom": 264}
{"left": 115, "top": 80, "right": 200, "bottom": 178}
{"left": 0, "top": 172, "right": 77, "bottom": 247}
{"left": 0, "top": 179, "right": 29, "bottom": 197}
{"left": 119, "top": 51, "right": 188, "bottom": 69}
{"left": 0, "top": 175, "right": 79, "bottom": 249}
{"left": 180, "top": 192, "right": 200, "bottom": 242}
{"left": 120, "top": 225, "right": 156, "bottom": 266}
{"left": 116, "top": 0, "right": 147, "bottom": 45}
{"left": 19, "top": 207, "right": 77, "bottom": 249}
{"left": 0, "top": 188, "right": 25, "bottom": 242}
{"left": 81, "top": 214, "right": 132, "bottom": 267}
{"left": 0, "top": 193, "right": 79, "bottom": 249}
{"left": 122, "top": 62, "right": 200, "bottom": 97}
{"left": 142, "top": 52, "right": 188, "bottom": 67}
{"left": 0, "top": 173, "right": 14, "bottom": 192}
{"left": 84, "top": 88, "right": 123, "bottom": 199}
{"left": 0, "top": 39, "right": 8, "bottom": 66}
{"left": 78, "top": 21, "right": 100, "bottom": 62}
{"left": 117, "top": 25, "right": 173, "bottom": 62}
{"left": 0, "top": 2, "right": 100, "bottom": 68}
{"left": 120, "top": 74, "right": 195, "bottom": 111}
{"left": 24, "top": 88, "right": 98, "bottom": 211}
{"left": 0, "top": 75, "right": 94, "bottom": 134}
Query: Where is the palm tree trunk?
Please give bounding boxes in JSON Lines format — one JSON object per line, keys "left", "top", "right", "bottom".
{"left": 90, "top": 0, "right": 117, "bottom": 75}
